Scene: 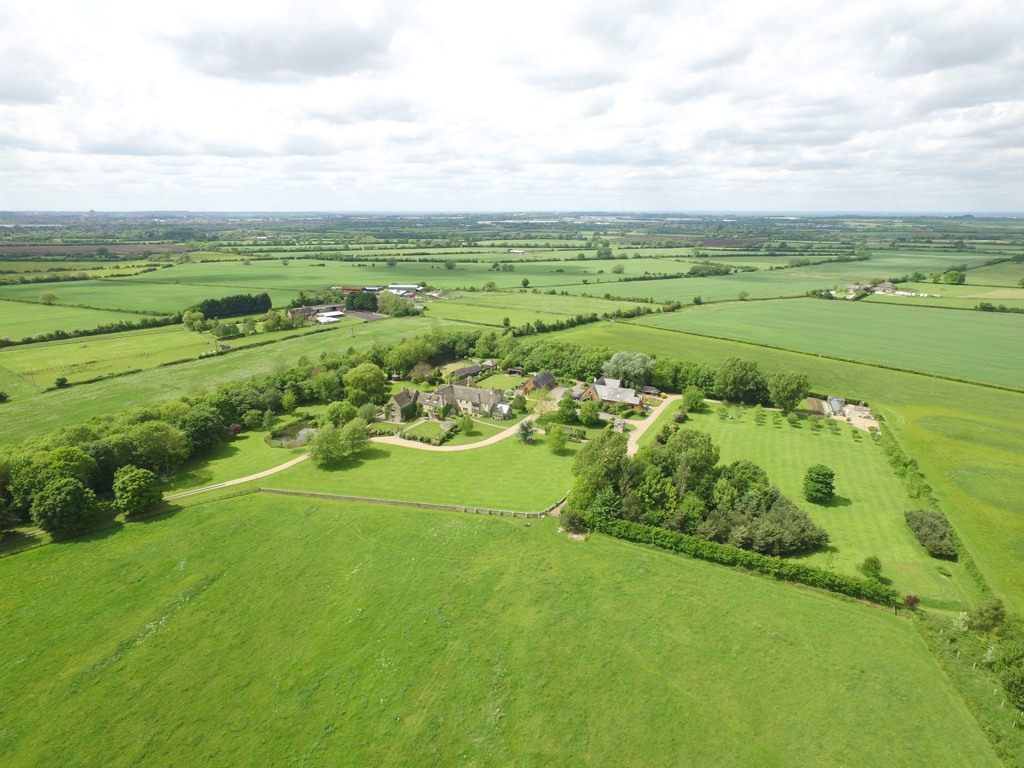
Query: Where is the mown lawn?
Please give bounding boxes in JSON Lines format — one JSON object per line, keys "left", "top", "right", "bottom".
{"left": 639, "top": 404, "right": 978, "bottom": 610}
{"left": 0, "top": 494, "right": 999, "bottom": 767}
{"left": 268, "top": 432, "right": 574, "bottom": 511}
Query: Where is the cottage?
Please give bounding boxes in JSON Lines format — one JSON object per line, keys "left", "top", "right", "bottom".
{"left": 583, "top": 377, "right": 643, "bottom": 408}
{"left": 421, "top": 383, "right": 506, "bottom": 420}
{"left": 386, "top": 388, "right": 420, "bottom": 422}
{"left": 522, "top": 370, "right": 556, "bottom": 394}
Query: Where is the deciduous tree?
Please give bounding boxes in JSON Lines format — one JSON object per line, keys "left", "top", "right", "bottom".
{"left": 803, "top": 464, "right": 836, "bottom": 504}
{"left": 31, "top": 477, "right": 98, "bottom": 537}
{"left": 112, "top": 465, "right": 162, "bottom": 517}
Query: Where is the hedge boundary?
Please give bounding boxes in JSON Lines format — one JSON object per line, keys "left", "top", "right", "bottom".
{"left": 590, "top": 517, "right": 901, "bottom": 606}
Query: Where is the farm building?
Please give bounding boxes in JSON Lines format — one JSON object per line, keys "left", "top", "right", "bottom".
{"left": 450, "top": 363, "right": 482, "bottom": 382}
{"left": 288, "top": 303, "right": 345, "bottom": 321}
{"left": 386, "top": 388, "right": 420, "bottom": 423}
{"left": 583, "top": 377, "right": 642, "bottom": 408}
{"left": 522, "top": 370, "right": 556, "bottom": 394}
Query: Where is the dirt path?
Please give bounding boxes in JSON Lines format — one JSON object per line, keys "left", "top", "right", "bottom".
{"left": 627, "top": 395, "right": 681, "bottom": 456}
{"left": 164, "top": 453, "right": 310, "bottom": 500}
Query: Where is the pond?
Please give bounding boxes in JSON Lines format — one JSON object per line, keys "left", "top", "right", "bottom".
{"left": 267, "top": 420, "right": 317, "bottom": 448}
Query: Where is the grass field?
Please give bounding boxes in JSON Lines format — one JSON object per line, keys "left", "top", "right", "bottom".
{"left": 0, "top": 494, "right": 999, "bottom": 766}
{"left": 0, "top": 323, "right": 338, "bottom": 387}
{"left": 266, "top": 433, "right": 573, "bottom": 511}
{"left": 554, "top": 321, "right": 1024, "bottom": 612}
{"left": 0, "top": 299, "right": 155, "bottom": 340}
{"left": 0, "top": 278, "right": 297, "bottom": 314}
{"left": 424, "top": 290, "right": 655, "bottom": 328}
{"left": 639, "top": 405, "right": 978, "bottom": 610}
{"left": 630, "top": 298, "right": 1024, "bottom": 390}
{"left": 963, "top": 260, "right": 1024, "bottom": 286}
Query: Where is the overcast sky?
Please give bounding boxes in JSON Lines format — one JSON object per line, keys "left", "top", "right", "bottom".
{"left": 1, "top": 0, "right": 1022, "bottom": 212}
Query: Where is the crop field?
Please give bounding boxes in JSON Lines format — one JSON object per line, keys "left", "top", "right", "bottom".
{"left": 0, "top": 299, "right": 154, "bottom": 341}
{"left": 0, "top": 278, "right": 297, "bottom": 314}
{"left": 556, "top": 321, "right": 1024, "bottom": 612}
{"left": 0, "top": 494, "right": 998, "bottom": 766}
{"left": 0, "top": 324, "right": 333, "bottom": 387}
{"left": 267, "top": 432, "right": 573, "bottom": 511}
{"left": 0, "top": 316, "right": 485, "bottom": 443}
{"left": 640, "top": 405, "right": 978, "bottom": 610}
{"left": 630, "top": 298, "right": 1024, "bottom": 390}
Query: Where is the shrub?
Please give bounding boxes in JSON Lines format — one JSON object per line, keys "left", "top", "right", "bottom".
{"left": 904, "top": 509, "right": 957, "bottom": 558}
{"left": 561, "top": 507, "right": 588, "bottom": 534}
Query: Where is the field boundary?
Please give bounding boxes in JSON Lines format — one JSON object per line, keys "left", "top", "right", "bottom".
{"left": 259, "top": 487, "right": 558, "bottom": 518}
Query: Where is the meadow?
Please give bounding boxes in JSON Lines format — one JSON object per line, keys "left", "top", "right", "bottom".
{"left": 963, "top": 260, "right": 1024, "bottom": 286}
{"left": 0, "top": 493, "right": 999, "bottom": 767}
{"left": 556, "top": 321, "right": 1024, "bottom": 612}
{"left": 630, "top": 297, "right": 1024, "bottom": 390}
{"left": 640, "top": 405, "right": 979, "bottom": 610}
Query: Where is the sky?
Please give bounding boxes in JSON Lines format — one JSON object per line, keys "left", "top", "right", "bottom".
{"left": 1, "top": 0, "right": 1022, "bottom": 213}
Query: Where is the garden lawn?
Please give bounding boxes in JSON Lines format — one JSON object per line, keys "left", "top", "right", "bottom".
{"left": 160, "top": 428, "right": 304, "bottom": 495}
{"left": 630, "top": 297, "right": 1024, "bottom": 390}
{"left": 0, "top": 494, "right": 998, "bottom": 767}
{"left": 555, "top": 321, "right": 1024, "bottom": 612}
{"left": 268, "top": 432, "right": 574, "bottom": 511}
{"left": 640, "top": 405, "right": 978, "bottom": 610}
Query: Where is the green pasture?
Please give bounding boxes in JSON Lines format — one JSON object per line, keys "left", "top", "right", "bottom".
{"left": 963, "top": 260, "right": 1024, "bottom": 286}
{"left": 0, "top": 317, "right": 484, "bottom": 445}
{"left": 268, "top": 432, "right": 572, "bottom": 511}
{"left": 562, "top": 270, "right": 822, "bottom": 303}
{"left": 0, "top": 299, "right": 154, "bottom": 341}
{"left": 0, "top": 278, "right": 297, "bottom": 315}
{"left": 0, "top": 323, "right": 340, "bottom": 388}
{"left": 0, "top": 494, "right": 999, "bottom": 766}
{"left": 425, "top": 289, "right": 658, "bottom": 327}
{"left": 640, "top": 405, "right": 977, "bottom": 610}
{"left": 630, "top": 298, "right": 1024, "bottom": 390}
{"left": 556, "top": 321, "right": 1024, "bottom": 612}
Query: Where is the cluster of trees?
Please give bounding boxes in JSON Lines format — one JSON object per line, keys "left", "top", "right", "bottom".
{"left": 568, "top": 428, "right": 829, "bottom": 557}
{"left": 904, "top": 509, "right": 957, "bottom": 558}
{"left": 188, "top": 293, "right": 272, "bottom": 319}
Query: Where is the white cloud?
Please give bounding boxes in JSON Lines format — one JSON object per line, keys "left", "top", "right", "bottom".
{"left": 0, "top": 0, "right": 1021, "bottom": 211}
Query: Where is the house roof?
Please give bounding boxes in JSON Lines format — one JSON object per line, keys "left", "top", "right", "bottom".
{"left": 390, "top": 388, "right": 419, "bottom": 409}
{"left": 528, "top": 370, "right": 557, "bottom": 389}
{"left": 451, "top": 384, "right": 504, "bottom": 407}
{"left": 590, "top": 378, "right": 642, "bottom": 406}
{"left": 451, "top": 364, "right": 482, "bottom": 379}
